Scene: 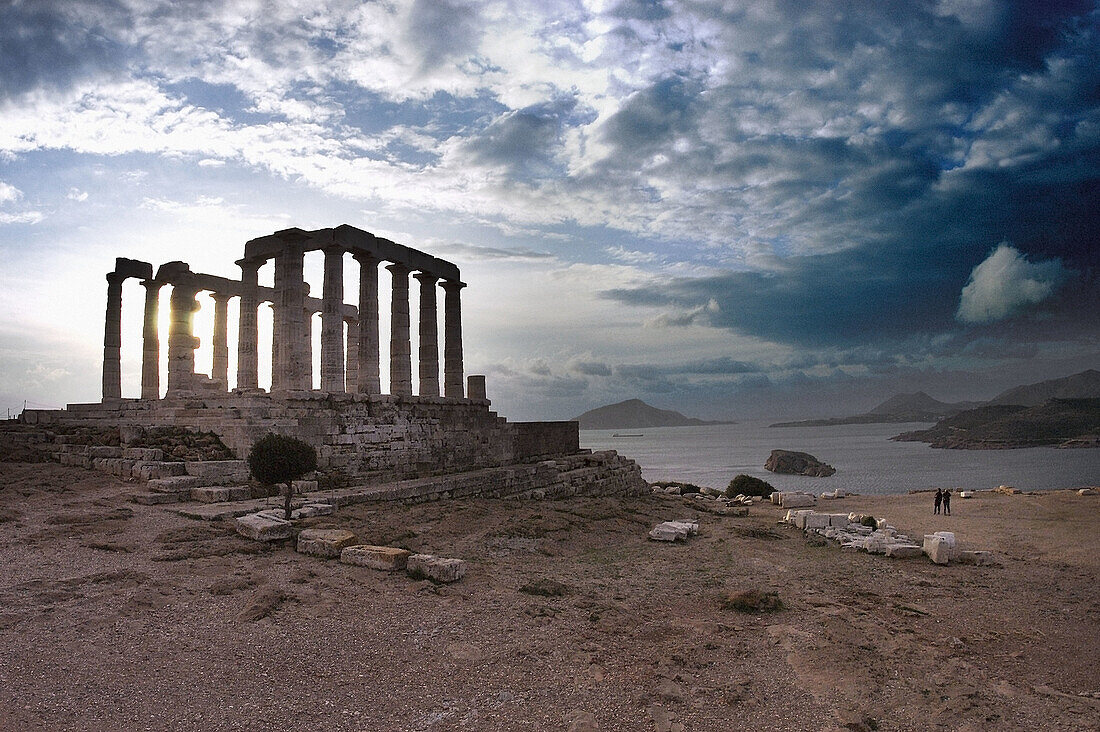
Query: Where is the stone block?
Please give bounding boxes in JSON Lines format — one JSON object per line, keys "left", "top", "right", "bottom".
{"left": 923, "top": 535, "right": 951, "bottom": 565}
{"left": 955, "top": 550, "right": 994, "bottom": 565}
{"left": 827, "top": 514, "right": 851, "bottom": 527}
{"left": 1078, "top": 488, "right": 1097, "bottom": 496}
{"left": 296, "top": 529, "right": 358, "bottom": 558}
{"left": 129, "top": 492, "right": 183, "bottom": 505}
{"left": 804, "top": 513, "right": 830, "bottom": 530}
{"left": 884, "top": 544, "right": 923, "bottom": 559}
{"left": 779, "top": 493, "right": 815, "bottom": 508}
{"left": 235, "top": 513, "right": 294, "bottom": 542}
{"left": 648, "top": 519, "right": 698, "bottom": 542}
{"left": 185, "top": 460, "right": 250, "bottom": 483}
{"left": 88, "top": 446, "right": 123, "bottom": 458}
{"left": 191, "top": 485, "right": 252, "bottom": 503}
{"left": 292, "top": 479, "right": 319, "bottom": 493}
{"left": 407, "top": 554, "right": 467, "bottom": 583}
{"left": 122, "top": 447, "right": 163, "bottom": 461}
{"left": 133, "top": 462, "right": 187, "bottom": 480}
{"left": 290, "top": 503, "right": 335, "bottom": 519}
{"left": 148, "top": 475, "right": 206, "bottom": 493}
{"left": 340, "top": 545, "right": 411, "bottom": 571}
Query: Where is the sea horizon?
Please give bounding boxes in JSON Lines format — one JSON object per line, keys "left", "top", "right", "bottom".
{"left": 580, "top": 420, "right": 1100, "bottom": 495}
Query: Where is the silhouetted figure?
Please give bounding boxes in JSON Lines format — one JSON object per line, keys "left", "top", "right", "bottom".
{"left": 943, "top": 488, "right": 952, "bottom": 516}
{"left": 934, "top": 488, "right": 942, "bottom": 515}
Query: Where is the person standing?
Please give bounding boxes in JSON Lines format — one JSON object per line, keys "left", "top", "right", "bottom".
{"left": 934, "top": 488, "right": 943, "bottom": 515}
{"left": 943, "top": 488, "right": 952, "bottom": 516}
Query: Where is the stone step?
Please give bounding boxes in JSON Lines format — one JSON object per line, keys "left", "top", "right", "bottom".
{"left": 129, "top": 492, "right": 186, "bottom": 506}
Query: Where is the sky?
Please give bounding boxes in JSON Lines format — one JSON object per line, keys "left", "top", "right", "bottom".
{"left": 0, "top": 0, "right": 1097, "bottom": 422}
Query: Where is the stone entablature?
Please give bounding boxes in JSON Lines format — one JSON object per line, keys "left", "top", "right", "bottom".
{"left": 101, "top": 224, "right": 466, "bottom": 401}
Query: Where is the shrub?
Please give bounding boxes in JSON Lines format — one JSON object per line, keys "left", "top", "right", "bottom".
{"left": 726, "top": 474, "right": 775, "bottom": 498}
{"left": 721, "top": 589, "right": 783, "bottom": 614}
{"left": 248, "top": 433, "right": 317, "bottom": 520}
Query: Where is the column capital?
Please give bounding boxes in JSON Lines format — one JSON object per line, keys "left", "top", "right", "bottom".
{"left": 413, "top": 271, "right": 438, "bottom": 285}
{"left": 353, "top": 251, "right": 379, "bottom": 266}
{"left": 140, "top": 278, "right": 162, "bottom": 290}
{"left": 386, "top": 262, "right": 410, "bottom": 275}
{"left": 441, "top": 279, "right": 467, "bottom": 292}
{"left": 106, "top": 271, "right": 126, "bottom": 286}
{"left": 235, "top": 257, "right": 264, "bottom": 274}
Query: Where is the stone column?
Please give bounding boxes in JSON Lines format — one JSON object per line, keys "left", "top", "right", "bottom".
{"left": 345, "top": 318, "right": 359, "bottom": 393}
{"left": 442, "top": 280, "right": 466, "bottom": 398}
{"left": 320, "top": 248, "right": 345, "bottom": 393}
{"left": 414, "top": 272, "right": 439, "bottom": 397}
{"left": 387, "top": 263, "right": 412, "bottom": 396}
{"left": 273, "top": 246, "right": 307, "bottom": 391}
{"left": 235, "top": 259, "right": 261, "bottom": 390}
{"left": 101, "top": 272, "right": 125, "bottom": 400}
{"left": 211, "top": 292, "right": 230, "bottom": 389}
{"left": 303, "top": 306, "right": 314, "bottom": 389}
{"left": 140, "top": 280, "right": 162, "bottom": 399}
{"left": 354, "top": 254, "right": 380, "bottom": 395}
{"left": 166, "top": 281, "right": 200, "bottom": 395}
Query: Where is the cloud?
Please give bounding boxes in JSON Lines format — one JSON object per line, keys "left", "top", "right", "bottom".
{"left": 956, "top": 243, "right": 1070, "bottom": 324}
{"left": 66, "top": 187, "right": 88, "bottom": 201}
{"left": 0, "top": 212, "right": 45, "bottom": 225}
{"left": 0, "top": 182, "right": 22, "bottom": 203}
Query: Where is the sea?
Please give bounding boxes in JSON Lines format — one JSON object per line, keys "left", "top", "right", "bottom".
{"left": 579, "top": 421, "right": 1100, "bottom": 495}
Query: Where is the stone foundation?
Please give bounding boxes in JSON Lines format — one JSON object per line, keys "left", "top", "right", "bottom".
{"left": 35, "top": 391, "right": 581, "bottom": 483}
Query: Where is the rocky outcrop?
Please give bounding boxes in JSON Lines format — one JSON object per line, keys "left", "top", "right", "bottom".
{"left": 764, "top": 449, "right": 835, "bottom": 477}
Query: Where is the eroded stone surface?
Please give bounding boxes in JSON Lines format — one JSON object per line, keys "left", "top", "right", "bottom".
{"left": 407, "top": 553, "right": 466, "bottom": 583}
{"left": 296, "top": 528, "right": 358, "bottom": 558}
{"left": 340, "top": 545, "right": 411, "bottom": 570}
{"left": 235, "top": 513, "right": 294, "bottom": 542}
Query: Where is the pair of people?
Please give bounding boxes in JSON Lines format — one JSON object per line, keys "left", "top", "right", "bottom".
{"left": 933, "top": 488, "right": 952, "bottom": 515}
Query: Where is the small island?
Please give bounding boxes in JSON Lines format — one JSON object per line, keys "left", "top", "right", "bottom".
{"left": 764, "top": 449, "right": 836, "bottom": 477}
{"left": 573, "top": 399, "right": 733, "bottom": 430}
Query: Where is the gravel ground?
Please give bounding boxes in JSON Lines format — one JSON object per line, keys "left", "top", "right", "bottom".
{"left": 1, "top": 461, "right": 1098, "bottom": 731}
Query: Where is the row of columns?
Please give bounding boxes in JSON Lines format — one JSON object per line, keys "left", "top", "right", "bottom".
{"left": 104, "top": 250, "right": 464, "bottom": 400}
{"left": 237, "top": 248, "right": 465, "bottom": 398}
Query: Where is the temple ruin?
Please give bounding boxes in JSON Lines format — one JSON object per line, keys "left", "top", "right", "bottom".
{"left": 27, "top": 225, "right": 636, "bottom": 486}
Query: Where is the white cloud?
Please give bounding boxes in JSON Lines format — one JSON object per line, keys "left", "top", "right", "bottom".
{"left": 67, "top": 187, "right": 88, "bottom": 201}
{"left": 0, "top": 211, "right": 44, "bottom": 224}
{"left": 0, "top": 181, "right": 23, "bottom": 203}
{"left": 956, "top": 243, "right": 1069, "bottom": 324}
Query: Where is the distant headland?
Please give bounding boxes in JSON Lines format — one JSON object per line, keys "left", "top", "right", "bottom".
{"left": 573, "top": 399, "right": 734, "bottom": 430}
{"left": 770, "top": 369, "right": 1100, "bottom": 431}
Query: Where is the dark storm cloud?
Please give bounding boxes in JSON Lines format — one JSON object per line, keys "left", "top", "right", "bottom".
{"left": 460, "top": 97, "right": 593, "bottom": 178}
{"left": 0, "top": 0, "right": 131, "bottom": 100}
{"left": 405, "top": 0, "right": 483, "bottom": 74}
{"left": 589, "top": 1, "right": 1100, "bottom": 359}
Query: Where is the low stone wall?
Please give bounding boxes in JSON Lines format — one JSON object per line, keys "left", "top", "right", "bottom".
{"left": 41, "top": 392, "right": 581, "bottom": 482}
{"left": 508, "top": 421, "right": 580, "bottom": 461}
{"left": 320, "top": 450, "right": 648, "bottom": 505}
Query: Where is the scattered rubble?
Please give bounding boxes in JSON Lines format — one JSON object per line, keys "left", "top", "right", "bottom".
{"left": 784, "top": 510, "right": 993, "bottom": 566}
{"left": 648, "top": 519, "right": 699, "bottom": 542}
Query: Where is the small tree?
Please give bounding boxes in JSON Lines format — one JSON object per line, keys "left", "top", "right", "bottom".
{"left": 247, "top": 433, "right": 318, "bottom": 520}
{"left": 727, "top": 474, "right": 775, "bottom": 499}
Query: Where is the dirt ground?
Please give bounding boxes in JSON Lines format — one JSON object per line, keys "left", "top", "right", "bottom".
{"left": 1, "top": 461, "right": 1098, "bottom": 731}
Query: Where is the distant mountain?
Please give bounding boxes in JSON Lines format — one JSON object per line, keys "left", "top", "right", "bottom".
{"left": 573, "top": 399, "right": 732, "bottom": 430}
{"left": 989, "top": 369, "right": 1100, "bottom": 406}
{"left": 771, "top": 391, "right": 976, "bottom": 428}
{"left": 893, "top": 398, "right": 1100, "bottom": 449}
{"left": 771, "top": 370, "right": 1100, "bottom": 428}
